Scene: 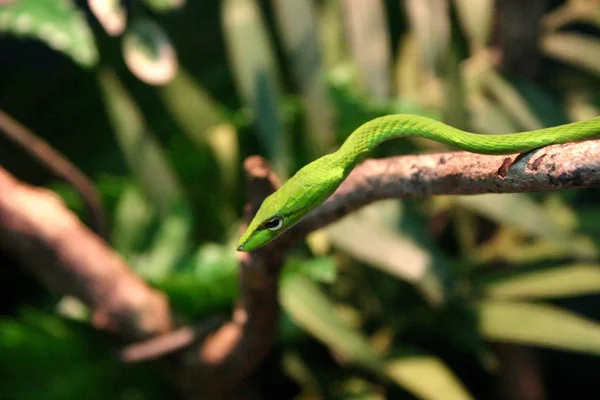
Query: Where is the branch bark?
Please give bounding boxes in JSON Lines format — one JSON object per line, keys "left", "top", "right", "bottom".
{"left": 181, "top": 156, "right": 286, "bottom": 400}
{"left": 0, "top": 166, "right": 172, "bottom": 339}
{"left": 278, "top": 139, "right": 600, "bottom": 248}
{"left": 0, "top": 109, "right": 108, "bottom": 239}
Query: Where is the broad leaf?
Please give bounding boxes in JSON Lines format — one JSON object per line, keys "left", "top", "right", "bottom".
{"left": 0, "top": 0, "right": 98, "bottom": 66}
{"left": 222, "top": 0, "right": 290, "bottom": 176}
{"left": 98, "top": 69, "right": 190, "bottom": 218}
{"left": 142, "top": 0, "right": 186, "bottom": 12}
{"left": 342, "top": 0, "right": 392, "bottom": 99}
{"left": 272, "top": 0, "right": 335, "bottom": 154}
{"left": 281, "top": 276, "right": 472, "bottom": 399}
{"left": 478, "top": 300, "right": 600, "bottom": 354}
{"left": 542, "top": 33, "right": 600, "bottom": 78}
{"left": 483, "top": 264, "right": 600, "bottom": 299}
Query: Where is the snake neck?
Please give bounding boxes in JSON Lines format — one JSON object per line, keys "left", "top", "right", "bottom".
{"left": 336, "top": 114, "right": 600, "bottom": 157}
{"left": 335, "top": 115, "right": 442, "bottom": 168}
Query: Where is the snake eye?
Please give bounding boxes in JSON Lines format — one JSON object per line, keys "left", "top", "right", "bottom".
{"left": 264, "top": 216, "right": 283, "bottom": 231}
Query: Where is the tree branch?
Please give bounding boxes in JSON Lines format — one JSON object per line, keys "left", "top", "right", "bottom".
{"left": 278, "top": 139, "right": 600, "bottom": 248}
{"left": 0, "top": 166, "right": 172, "bottom": 339}
{"left": 0, "top": 109, "right": 109, "bottom": 239}
{"left": 182, "top": 156, "right": 286, "bottom": 399}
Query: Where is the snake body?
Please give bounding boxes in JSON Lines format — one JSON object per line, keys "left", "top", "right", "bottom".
{"left": 237, "top": 114, "right": 600, "bottom": 251}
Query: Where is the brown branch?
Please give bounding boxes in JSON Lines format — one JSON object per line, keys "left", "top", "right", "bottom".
{"left": 278, "top": 139, "right": 600, "bottom": 248}
{"left": 0, "top": 166, "right": 172, "bottom": 339}
{"left": 181, "top": 156, "right": 286, "bottom": 399}
{"left": 0, "top": 109, "right": 109, "bottom": 239}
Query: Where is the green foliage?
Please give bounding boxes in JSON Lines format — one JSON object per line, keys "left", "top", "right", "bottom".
{"left": 0, "top": 310, "right": 168, "bottom": 400}
{"left": 0, "top": 0, "right": 98, "bottom": 66}
{"left": 2, "top": 0, "right": 600, "bottom": 398}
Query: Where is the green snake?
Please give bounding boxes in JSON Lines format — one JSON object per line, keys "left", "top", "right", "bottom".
{"left": 237, "top": 114, "right": 600, "bottom": 251}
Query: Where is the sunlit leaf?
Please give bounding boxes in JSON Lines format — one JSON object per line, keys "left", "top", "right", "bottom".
{"left": 122, "top": 18, "right": 178, "bottom": 85}
{"left": 0, "top": 0, "right": 98, "bottom": 66}
{"left": 405, "top": 0, "right": 450, "bottom": 73}
{"left": 160, "top": 68, "right": 238, "bottom": 193}
{"left": 542, "top": 0, "right": 600, "bottom": 32}
{"left": 469, "top": 94, "right": 519, "bottom": 134}
{"left": 281, "top": 276, "right": 472, "bottom": 399}
{"left": 454, "top": 194, "right": 597, "bottom": 261}
{"left": 541, "top": 32, "right": 600, "bottom": 78}
{"left": 483, "top": 264, "right": 600, "bottom": 299}
{"left": 484, "top": 71, "right": 543, "bottom": 131}
{"left": 222, "top": 0, "right": 290, "bottom": 176}
{"left": 133, "top": 209, "right": 192, "bottom": 280}
{"left": 111, "top": 184, "right": 154, "bottom": 257}
{"left": 272, "top": 0, "right": 335, "bottom": 154}
{"left": 333, "top": 377, "right": 386, "bottom": 400}
{"left": 142, "top": 0, "right": 186, "bottom": 12}
{"left": 156, "top": 243, "right": 238, "bottom": 317}
{"left": 342, "top": 0, "right": 392, "bottom": 99}
{"left": 326, "top": 202, "right": 444, "bottom": 304}
{"left": 395, "top": 33, "right": 422, "bottom": 103}
{"left": 452, "top": 0, "right": 494, "bottom": 52}
{"left": 386, "top": 356, "right": 473, "bottom": 400}
{"left": 319, "top": 0, "right": 348, "bottom": 69}
{"left": 455, "top": 194, "right": 567, "bottom": 242}
{"left": 283, "top": 256, "right": 338, "bottom": 284}
{"left": 98, "top": 69, "right": 190, "bottom": 218}
{"left": 88, "top": 0, "right": 126, "bottom": 36}
{"left": 478, "top": 300, "right": 600, "bottom": 354}
{"left": 281, "top": 275, "right": 380, "bottom": 370}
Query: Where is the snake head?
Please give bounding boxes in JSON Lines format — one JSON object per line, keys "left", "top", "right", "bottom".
{"left": 235, "top": 190, "right": 296, "bottom": 252}
{"left": 237, "top": 156, "right": 345, "bottom": 251}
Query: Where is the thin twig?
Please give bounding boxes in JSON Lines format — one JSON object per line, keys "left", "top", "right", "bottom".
{"left": 0, "top": 109, "right": 109, "bottom": 239}
{"left": 120, "top": 316, "right": 227, "bottom": 362}
{"left": 182, "top": 156, "right": 286, "bottom": 400}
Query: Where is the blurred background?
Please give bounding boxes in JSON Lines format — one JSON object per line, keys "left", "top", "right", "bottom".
{"left": 1, "top": 0, "right": 600, "bottom": 399}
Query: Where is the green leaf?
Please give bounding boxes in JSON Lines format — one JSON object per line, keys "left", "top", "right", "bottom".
{"left": 282, "top": 256, "right": 337, "bottom": 284}
{"left": 541, "top": 33, "right": 600, "bottom": 78}
{"left": 0, "top": 310, "right": 167, "bottom": 400}
{"left": 385, "top": 356, "right": 474, "bottom": 400}
{"left": 404, "top": 0, "right": 450, "bottom": 73}
{"left": 342, "top": 0, "right": 392, "bottom": 99}
{"left": 452, "top": 0, "right": 494, "bottom": 52}
{"left": 0, "top": 0, "right": 98, "bottom": 66}
{"left": 455, "top": 194, "right": 567, "bottom": 242}
{"left": 325, "top": 201, "right": 445, "bottom": 304}
{"left": 455, "top": 194, "right": 596, "bottom": 259}
{"left": 222, "top": 0, "right": 290, "bottom": 176}
{"left": 319, "top": 0, "right": 348, "bottom": 69}
{"left": 98, "top": 69, "right": 190, "bottom": 218}
{"left": 484, "top": 71, "right": 543, "bottom": 131}
{"left": 272, "top": 0, "right": 335, "bottom": 154}
{"left": 281, "top": 276, "right": 472, "bottom": 399}
{"left": 156, "top": 243, "right": 238, "bottom": 318}
{"left": 111, "top": 184, "right": 154, "bottom": 257}
{"left": 133, "top": 208, "right": 192, "bottom": 280}
{"left": 483, "top": 264, "right": 600, "bottom": 300}
{"left": 122, "top": 17, "right": 178, "bottom": 85}
{"left": 478, "top": 300, "right": 600, "bottom": 354}
{"left": 142, "top": 0, "right": 186, "bottom": 12}
{"left": 159, "top": 68, "right": 239, "bottom": 193}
